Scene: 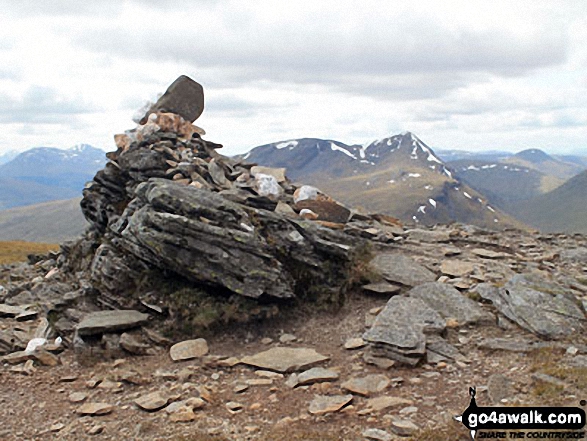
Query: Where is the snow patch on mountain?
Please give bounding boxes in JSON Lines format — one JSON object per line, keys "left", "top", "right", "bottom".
{"left": 330, "top": 142, "right": 356, "bottom": 159}
{"left": 275, "top": 140, "right": 298, "bottom": 150}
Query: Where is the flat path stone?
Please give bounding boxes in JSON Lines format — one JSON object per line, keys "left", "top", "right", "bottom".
{"left": 365, "top": 396, "right": 413, "bottom": 412}
{"left": 169, "top": 338, "right": 209, "bottom": 361}
{"left": 135, "top": 391, "right": 171, "bottom": 411}
{"left": 77, "top": 403, "right": 114, "bottom": 416}
{"left": 308, "top": 394, "right": 353, "bottom": 415}
{"left": 342, "top": 374, "right": 390, "bottom": 396}
{"left": 297, "top": 367, "right": 339, "bottom": 386}
{"left": 76, "top": 310, "right": 149, "bottom": 336}
{"left": 370, "top": 253, "right": 435, "bottom": 287}
{"left": 240, "top": 347, "right": 329, "bottom": 373}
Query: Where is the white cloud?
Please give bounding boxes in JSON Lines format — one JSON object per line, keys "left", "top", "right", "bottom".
{"left": 0, "top": 0, "right": 585, "bottom": 156}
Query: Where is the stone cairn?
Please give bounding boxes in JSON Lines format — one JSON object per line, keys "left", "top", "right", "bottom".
{"left": 65, "top": 75, "right": 404, "bottom": 311}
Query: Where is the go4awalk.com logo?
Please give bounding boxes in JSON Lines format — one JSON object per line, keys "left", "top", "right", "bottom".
{"left": 454, "top": 388, "right": 586, "bottom": 439}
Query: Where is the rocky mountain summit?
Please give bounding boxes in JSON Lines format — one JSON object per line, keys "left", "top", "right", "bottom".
{"left": 244, "top": 133, "right": 522, "bottom": 229}
{"left": 0, "top": 77, "right": 586, "bottom": 440}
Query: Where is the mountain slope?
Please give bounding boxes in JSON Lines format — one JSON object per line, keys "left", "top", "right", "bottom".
{"left": 245, "top": 132, "right": 521, "bottom": 229}
{"left": 0, "top": 176, "right": 83, "bottom": 210}
{"left": 0, "top": 144, "right": 105, "bottom": 209}
{"left": 0, "top": 150, "right": 19, "bottom": 165}
{"left": 503, "top": 148, "right": 584, "bottom": 181}
{"left": 0, "top": 198, "right": 87, "bottom": 242}
{"left": 515, "top": 170, "right": 587, "bottom": 233}
{"left": 448, "top": 159, "right": 552, "bottom": 214}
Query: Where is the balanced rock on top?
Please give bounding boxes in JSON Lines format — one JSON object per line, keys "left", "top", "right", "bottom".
{"left": 139, "top": 75, "right": 205, "bottom": 124}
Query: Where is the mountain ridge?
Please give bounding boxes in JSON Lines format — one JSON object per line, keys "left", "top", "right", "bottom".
{"left": 0, "top": 144, "right": 106, "bottom": 209}
{"left": 244, "top": 132, "right": 523, "bottom": 229}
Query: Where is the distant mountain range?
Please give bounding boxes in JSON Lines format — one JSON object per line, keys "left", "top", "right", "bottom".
{"left": 444, "top": 148, "right": 586, "bottom": 226}
{"left": 0, "top": 144, "right": 106, "bottom": 210}
{"left": 0, "top": 135, "right": 585, "bottom": 241}
{"left": 244, "top": 133, "right": 524, "bottom": 229}
{"left": 244, "top": 134, "right": 586, "bottom": 232}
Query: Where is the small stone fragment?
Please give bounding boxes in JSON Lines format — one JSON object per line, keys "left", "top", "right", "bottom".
{"left": 170, "top": 338, "right": 209, "bottom": 361}
{"left": 69, "top": 392, "right": 88, "bottom": 403}
{"left": 363, "top": 428, "right": 393, "bottom": 441}
{"left": 366, "top": 396, "right": 413, "bottom": 412}
{"left": 77, "top": 403, "right": 114, "bottom": 416}
{"left": 390, "top": 419, "right": 419, "bottom": 436}
{"left": 88, "top": 425, "right": 104, "bottom": 435}
{"left": 226, "top": 401, "right": 243, "bottom": 412}
{"left": 50, "top": 423, "right": 65, "bottom": 433}
{"left": 344, "top": 337, "right": 367, "bottom": 350}
{"left": 308, "top": 394, "right": 353, "bottom": 415}
{"left": 342, "top": 374, "right": 390, "bottom": 396}
{"left": 297, "top": 367, "right": 339, "bottom": 386}
{"left": 279, "top": 333, "right": 297, "bottom": 343}
{"left": 135, "top": 391, "right": 171, "bottom": 411}
{"left": 440, "top": 260, "right": 475, "bottom": 277}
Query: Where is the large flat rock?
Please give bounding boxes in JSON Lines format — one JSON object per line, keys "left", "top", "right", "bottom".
{"left": 76, "top": 310, "right": 149, "bottom": 336}
{"left": 370, "top": 253, "right": 435, "bottom": 287}
{"left": 476, "top": 274, "right": 585, "bottom": 339}
{"left": 363, "top": 296, "right": 445, "bottom": 348}
{"left": 240, "top": 347, "right": 329, "bottom": 373}
{"left": 363, "top": 296, "right": 445, "bottom": 365}
{"left": 407, "top": 282, "right": 492, "bottom": 326}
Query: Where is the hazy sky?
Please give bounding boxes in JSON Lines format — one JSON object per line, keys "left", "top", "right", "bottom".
{"left": 1, "top": 1, "right": 587, "bottom": 156}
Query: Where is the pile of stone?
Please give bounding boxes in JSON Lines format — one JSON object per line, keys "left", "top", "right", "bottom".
{"left": 70, "top": 75, "right": 407, "bottom": 307}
